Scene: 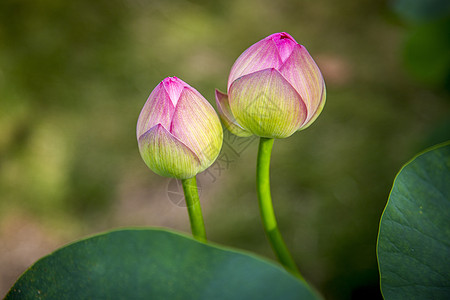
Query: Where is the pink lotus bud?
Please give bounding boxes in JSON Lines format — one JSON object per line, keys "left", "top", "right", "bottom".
{"left": 137, "top": 77, "right": 223, "bottom": 179}
{"left": 216, "top": 32, "right": 326, "bottom": 138}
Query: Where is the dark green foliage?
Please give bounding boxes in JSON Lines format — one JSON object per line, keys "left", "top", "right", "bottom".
{"left": 6, "top": 229, "right": 319, "bottom": 300}
{"left": 377, "top": 142, "right": 450, "bottom": 299}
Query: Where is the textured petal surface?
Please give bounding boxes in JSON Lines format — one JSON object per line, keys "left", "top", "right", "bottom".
{"left": 299, "top": 83, "right": 326, "bottom": 130}
{"left": 228, "top": 38, "right": 282, "bottom": 91}
{"left": 278, "top": 45, "right": 326, "bottom": 127}
{"left": 215, "top": 89, "right": 252, "bottom": 137}
{"left": 136, "top": 83, "right": 175, "bottom": 138}
{"left": 138, "top": 124, "right": 201, "bottom": 179}
{"left": 170, "top": 88, "right": 223, "bottom": 171}
{"left": 229, "top": 68, "right": 307, "bottom": 138}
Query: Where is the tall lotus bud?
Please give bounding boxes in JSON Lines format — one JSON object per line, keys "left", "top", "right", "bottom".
{"left": 216, "top": 32, "right": 326, "bottom": 139}
{"left": 137, "top": 77, "right": 223, "bottom": 179}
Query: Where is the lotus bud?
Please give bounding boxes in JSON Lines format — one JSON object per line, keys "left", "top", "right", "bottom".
{"left": 216, "top": 32, "right": 326, "bottom": 139}
{"left": 137, "top": 77, "right": 223, "bottom": 179}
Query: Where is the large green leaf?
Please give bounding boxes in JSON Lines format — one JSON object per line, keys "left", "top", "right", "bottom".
{"left": 377, "top": 142, "right": 450, "bottom": 299}
{"left": 6, "top": 228, "right": 319, "bottom": 300}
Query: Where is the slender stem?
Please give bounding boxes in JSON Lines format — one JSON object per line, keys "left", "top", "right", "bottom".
{"left": 181, "top": 176, "right": 207, "bottom": 242}
{"left": 257, "top": 137, "right": 305, "bottom": 281}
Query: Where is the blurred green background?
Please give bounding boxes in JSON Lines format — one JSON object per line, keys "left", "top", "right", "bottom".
{"left": 0, "top": 0, "right": 449, "bottom": 299}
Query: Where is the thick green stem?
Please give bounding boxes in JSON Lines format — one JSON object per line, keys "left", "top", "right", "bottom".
{"left": 181, "top": 177, "right": 207, "bottom": 242}
{"left": 257, "top": 137, "right": 305, "bottom": 281}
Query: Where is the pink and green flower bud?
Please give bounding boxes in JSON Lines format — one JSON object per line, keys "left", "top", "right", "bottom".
{"left": 215, "top": 32, "right": 326, "bottom": 139}
{"left": 137, "top": 77, "right": 223, "bottom": 179}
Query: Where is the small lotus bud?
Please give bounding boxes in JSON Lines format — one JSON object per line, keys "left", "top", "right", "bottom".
{"left": 216, "top": 32, "right": 326, "bottom": 138}
{"left": 137, "top": 77, "right": 223, "bottom": 179}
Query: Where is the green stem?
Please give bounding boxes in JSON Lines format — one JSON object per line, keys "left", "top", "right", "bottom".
{"left": 257, "top": 137, "right": 305, "bottom": 281}
{"left": 181, "top": 176, "right": 207, "bottom": 243}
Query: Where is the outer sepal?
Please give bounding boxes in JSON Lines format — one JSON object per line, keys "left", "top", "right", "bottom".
{"left": 228, "top": 68, "right": 307, "bottom": 138}
{"left": 298, "top": 83, "right": 326, "bottom": 131}
{"left": 278, "top": 45, "right": 326, "bottom": 128}
{"left": 215, "top": 89, "right": 253, "bottom": 137}
{"left": 170, "top": 88, "right": 223, "bottom": 170}
{"left": 136, "top": 83, "right": 175, "bottom": 138}
{"left": 138, "top": 124, "right": 201, "bottom": 179}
